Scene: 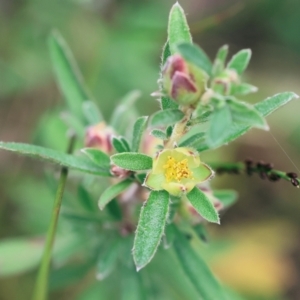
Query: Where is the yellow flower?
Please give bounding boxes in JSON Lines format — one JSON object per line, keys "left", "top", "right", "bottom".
{"left": 144, "top": 147, "right": 213, "bottom": 197}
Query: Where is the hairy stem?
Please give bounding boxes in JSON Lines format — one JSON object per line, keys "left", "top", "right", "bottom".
{"left": 32, "top": 134, "right": 76, "bottom": 300}
{"left": 210, "top": 160, "right": 300, "bottom": 188}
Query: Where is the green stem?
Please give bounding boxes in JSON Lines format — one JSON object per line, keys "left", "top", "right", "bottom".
{"left": 32, "top": 134, "right": 76, "bottom": 300}
{"left": 165, "top": 107, "right": 192, "bottom": 148}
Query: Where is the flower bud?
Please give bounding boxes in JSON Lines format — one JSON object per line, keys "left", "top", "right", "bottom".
{"left": 162, "top": 54, "right": 208, "bottom": 106}
{"left": 110, "top": 165, "right": 131, "bottom": 179}
{"left": 85, "top": 122, "right": 114, "bottom": 154}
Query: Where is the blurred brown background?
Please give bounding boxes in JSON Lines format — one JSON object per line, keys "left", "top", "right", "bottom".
{"left": 0, "top": 0, "right": 300, "bottom": 299}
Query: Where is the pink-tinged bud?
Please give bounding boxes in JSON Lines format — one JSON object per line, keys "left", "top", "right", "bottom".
{"left": 85, "top": 122, "right": 114, "bottom": 154}
{"left": 110, "top": 165, "right": 131, "bottom": 179}
{"left": 162, "top": 54, "right": 208, "bottom": 105}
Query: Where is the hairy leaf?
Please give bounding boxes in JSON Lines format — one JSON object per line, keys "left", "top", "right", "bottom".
{"left": 227, "top": 49, "right": 251, "bottom": 75}
{"left": 132, "top": 116, "right": 148, "bottom": 153}
{"left": 150, "top": 129, "right": 167, "bottom": 140}
{"left": 0, "top": 142, "right": 110, "bottom": 176}
{"left": 81, "top": 148, "right": 110, "bottom": 168}
{"left": 111, "top": 153, "right": 152, "bottom": 171}
{"left": 168, "top": 3, "right": 192, "bottom": 54}
{"left": 186, "top": 187, "right": 219, "bottom": 224}
{"left": 133, "top": 191, "right": 170, "bottom": 271}
{"left": 177, "top": 43, "right": 212, "bottom": 76}
{"left": 150, "top": 109, "right": 184, "bottom": 127}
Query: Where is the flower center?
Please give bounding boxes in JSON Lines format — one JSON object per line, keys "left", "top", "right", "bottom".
{"left": 163, "top": 156, "right": 193, "bottom": 182}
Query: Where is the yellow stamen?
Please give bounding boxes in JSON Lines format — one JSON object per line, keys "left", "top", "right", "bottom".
{"left": 163, "top": 156, "right": 193, "bottom": 182}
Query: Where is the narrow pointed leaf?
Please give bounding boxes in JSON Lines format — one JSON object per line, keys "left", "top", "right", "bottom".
{"left": 230, "top": 83, "right": 257, "bottom": 96}
{"left": 111, "top": 153, "right": 152, "bottom": 171}
{"left": 212, "top": 44, "right": 229, "bottom": 76}
{"left": 207, "top": 105, "right": 232, "bottom": 147}
{"left": 120, "top": 137, "right": 131, "bottom": 152}
{"left": 81, "top": 148, "right": 110, "bottom": 168}
{"left": 161, "top": 41, "right": 171, "bottom": 65}
{"left": 179, "top": 132, "right": 205, "bottom": 147}
{"left": 133, "top": 190, "right": 170, "bottom": 270}
{"left": 177, "top": 43, "right": 212, "bottom": 76}
{"left": 227, "top": 98, "right": 268, "bottom": 130}
{"left": 150, "top": 109, "right": 184, "bottom": 127}
{"left": 168, "top": 3, "right": 192, "bottom": 54}
{"left": 49, "top": 31, "right": 92, "bottom": 120}
{"left": 132, "top": 116, "right": 148, "bottom": 153}
{"left": 82, "top": 101, "right": 103, "bottom": 125}
{"left": 186, "top": 187, "right": 219, "bottom": 224}
{"left": 98, "top": 179, "right": 132, "bottom": 210}
{"left": 112, "top": 137, "right": 127, "bottom": 153}
{"left": 160, "top": 41, "right": 179, "bottom": 110}
{"left": 173, "top": 226, "right": 227, "bottom": 300}
{"left": 0, "top": 142, "right": 110, "bottom": 176}
{"left": 227, "top": 49, "right": 251, "bottom": 75}
{"left": 198, "top": 92, "right": 298, "bottom": 151}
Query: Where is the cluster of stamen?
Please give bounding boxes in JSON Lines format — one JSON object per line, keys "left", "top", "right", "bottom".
{"left": 163, "top": 156, "right": 193, "bottom": 182}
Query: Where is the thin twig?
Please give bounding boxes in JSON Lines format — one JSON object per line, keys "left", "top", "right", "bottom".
{"left": 32, "top": 133, "right": 76, "bottom": 300}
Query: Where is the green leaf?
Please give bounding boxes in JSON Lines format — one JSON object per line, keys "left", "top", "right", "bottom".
{"left": 177, "top": 43, "right": 212, "bottom": 76}
{"left": 161, "top": 41, "right": 171, "bottom": 66}
{"left": 111, "top": 153, "right": 152, "bottom": 171}
{"left": 96, "top": 239, "right": 120, "bottom": 280}
{"left": 112, "top": 137, "right": 127, "bottom": 153}
{"left": 227, "top": 98, "right": 268, "bottom": 130}
{"left": 213, "top": 190, "right": 238, "bottom": 208}
{"left": 150, "top": 109, "right": 184, "bottom": 127}
{"left": 81, "top": 148, "right": 110, "bottom": 168}
{"left": 110, "top": 90, "right": 141, "bottom": 134}
{"left": 166, "top": 125, "right": 173, "bottom": 138}
{"left": 98, "top": 179, "right": 132, "bottom": 210}
{"left": 120, "top": 137, "right": 131, "bottom": 152}
{"left": 49, "top": 31, "right": 92, "bottom": 121}
{"left": 150, "top": 129, "right": 167, "bottom": 140}
{"left": 161, "top": 96, "right": 179, "bottom": 110}
{"left": 168, "top": 3, "right": 192, "bottom": 54}
{"left": 133, "top": 190, "right": 170, "bottom": 271}
{"left": 132, "top": 116, "right": 148, "bottom": 153}
{"left": 186, "top": 187, "right": 219, "bottom": 224}
{"left": 198, "top": 92, "right": 298, "bottom": 151}
{"left": 212, "top": 44, "right": 229, "bottom": 76}
{"left": 173, "top": 226, "right": 227, "bottom": 300}
{"left": 230, "top": 83, "right": 257, "bottom": 96}
{"left": 82, "top": 101, "right": 103, "bottom": 125}
{"left": 255, "top": 91, "right": 298, "bottom": 117}
{"left": 227, "top": 49, "right": 251, "bottom": 75}
{"left": 0, "top": 142, "right": 110, "bottom": 176}
{"left": 207, "top": 104, "right": 232, "bottom": 147}
{"left": 160, "top": 41, "right": 179, "bottom": 110}
{"left": 179, "top": 132, "right": 205, "bottom": 147}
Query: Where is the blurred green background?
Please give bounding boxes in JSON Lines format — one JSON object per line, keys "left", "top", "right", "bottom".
{"left": 0, "top": 0, "right": 300, "bottom": 299}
